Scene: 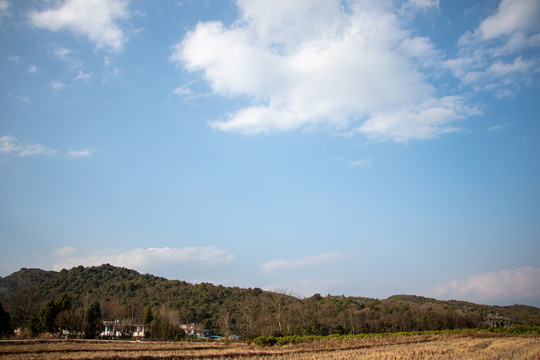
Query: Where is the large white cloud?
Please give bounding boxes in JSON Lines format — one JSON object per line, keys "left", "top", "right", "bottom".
{"left": 29, "top": 0, "right": 130, "bottom": 52}
{"left": 428, "top": 267, "right": 540, "bottom": 306}
{"left": 53, "top": 246, "right": 235, "bottom": 273}
{"left": 172, "top": 0, "right": 477, "bottom": 140}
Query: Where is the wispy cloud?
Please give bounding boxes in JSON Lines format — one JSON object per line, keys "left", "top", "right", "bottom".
{"left": 488, "top": 123, "right": 509, "bottom": 131}
{"left": 7, "top": 55, "right": 20, "bottom": 63}
{"left": 53, "top": 46, "right": 72, "bottom": 60}
{"left": 27, "top": 64, "right": 39, "bottom": 73}
{"left": 0, "top": 135, "right": 19, "bottom": 154}
{"left": 172, "top": 86, "right": 192, "bottom": 96}
{"left": 54, "top": 246, "right": 77, "bottom": 257}
{"left": 29, "top": 0, "right": 130, "bottom": 53}
{"left": 446, "top": 0, "right": 540, "bottom": 97}
{"left": 399, "top": 0, "right": 440, "bottom": 15}
{"left": 53, "top": 246, "right": 236, "bottom": 273}
{"left": 66, "top": 149, "right": 93, "bottom": 158}
{"left": 405, "top": 0, "right": 439, "bottom": 9}
{"left": 427, "top": 267, "right": 540, "bottom": 305}
{"left": 50, "top": 80, "right": 66, "bottom": 91}
{"left": 75, "top": 71, "right": 92, "bottom": 81}
{"left": 350, "top": 158, "right": 371, "bottom": 167}
{"left": 1, "top": 135, "right": 95, "bottom": 159}
{"left": 260, "top": 252, "right": 345, "bottom": 273}
{"left": 18, "top": 144, "right": 58, "bottom": 157}
{"left": 0, "top": 135, "right": 58, "bottom": 157}
{"left": 0, "top": 0, "right": 9, "bottom": 22}
{"left": 50, "top": 45, "right": 84, "bottom": 70}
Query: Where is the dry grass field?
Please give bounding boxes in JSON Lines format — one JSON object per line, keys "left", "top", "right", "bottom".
{"left": 0, "top": 332, "right": 538, "bottom": 359}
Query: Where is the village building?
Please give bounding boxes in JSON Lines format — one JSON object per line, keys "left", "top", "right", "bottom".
{"left": 100, "top": 320, "right": 145, "bottom": 338}
{"left": 179, "top": 323, "right": 209, "bottom": 337}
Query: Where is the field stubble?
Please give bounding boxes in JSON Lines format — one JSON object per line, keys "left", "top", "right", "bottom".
{"left": 0, "top": 332, "right": 538, "bottom": 360}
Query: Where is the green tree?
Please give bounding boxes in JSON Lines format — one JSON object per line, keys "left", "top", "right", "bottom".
{"left": 38, "top": 300, "right": 58, "bottom": 333}
{"left": 0, "top": 302, "right": 12, "bottom": 337}
{"left": 143, "top": 306, "right": 153, "bottom": 326}
{"left": 143, "top": 306, "right": 153, "bottom": 338}
{"left": 55, "top": 293, "right": 72, "bottom": 312}
{"left": 85, "top": 301, "right": 102, "bottom": 339}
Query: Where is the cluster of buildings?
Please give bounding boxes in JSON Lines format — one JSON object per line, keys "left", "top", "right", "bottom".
{"left": 100, "top": 321, "right": 224, "bottom": 339}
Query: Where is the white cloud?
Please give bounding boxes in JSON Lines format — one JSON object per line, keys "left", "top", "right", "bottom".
{"left": 0, "top": 135, "right": 58, "bottom": 157}
{"left": 27, "top": 64, "right": 39, "bottom": 73}
{"left": 356, "top": 96, "right": 479, "bottom": 141}
{"left": 75, "top": 71, "right": 92, "bottom": 81}
{"left": 54, "top": 246, "right": 77, "bottom": 257}
{"left": 450, "top": 0, "right": 540, "bottom": 96}
{"left": 488, "top": 56, "right": 537, "bottom": 77}
{"left": 172, "top": 86, "right": 192, "bottom": 96}
{"left": 0, "top": 0, "right": 9, "bottom": 21}
{"left": 66, "top": 149, "right": 93, "bottom": 158}
{"left": 50, "top": 81, "right": 66, "bottom": 91}
{"left": 413, "top": 0, "right": 439, "bottom": 8}
{"left": 29, "top": 0, "right": 130, "bottom": 52}
{"left": 488, "top": 123, "right": 509, "bottom": 131}
{"left": 172, "top": 0, "right": 472, "bottom": 141}
{"left": 18, "top": 144, "right": 58, "bottom": 157}
{"left": 428, "top": 267, "right": 540, "bottom": 305}
{"left": 260, "top": 252, "right": 345, "bottom": 273}
{"left": 1, "top": 135, "right": 95, "bottom": 159}
{"left": 477, "top": 0, "right": 540, "bottom": 41}
{"left": 53, "top": 46, "right": 72, "bottom": 59}
{"left": 53, "top": 246, "right": 235, "bottom": 272}
{"left": 50, "top": 46, "right": 84, "bottom": 70}
{"left": 7, "top": 55, "right": 20, "bottom": 63}
{"left": 401, "top": 0, "right": 439, "bottom": 11}
{"left": 0, "top": 135, "right": 18, "bottom": 154}
{"left": 350, "top": 158, "right": 371, "bottom": 167}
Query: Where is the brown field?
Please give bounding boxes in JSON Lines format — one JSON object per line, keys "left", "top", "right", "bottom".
{"left": 0, "top": 332, "right": 539, "bottom": 360}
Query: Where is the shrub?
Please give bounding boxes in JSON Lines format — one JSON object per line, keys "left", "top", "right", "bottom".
{"left": 253, "top": 336, "right": 278, "bottom": 346}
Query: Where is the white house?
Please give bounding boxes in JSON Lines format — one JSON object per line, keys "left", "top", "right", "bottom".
{"left": 100, "top": 320, "right": 145, "bottom": 338}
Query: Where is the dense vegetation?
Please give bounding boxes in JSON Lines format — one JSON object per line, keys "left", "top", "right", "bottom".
{"left": 0, "top": 264, "right": 538, "bottom": 339}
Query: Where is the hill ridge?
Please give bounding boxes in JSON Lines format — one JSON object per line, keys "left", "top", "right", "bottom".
{"left": 1, "top": 264, "right": 538, "bottom": 337}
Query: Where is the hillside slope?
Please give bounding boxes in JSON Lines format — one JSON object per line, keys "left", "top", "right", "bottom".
{"left": 1, "top": 265, "right": 538, "bottom": 337}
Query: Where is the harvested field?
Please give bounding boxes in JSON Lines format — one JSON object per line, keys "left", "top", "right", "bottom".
{"left": 0, "top": 332, "right": 538, "bottom": 359}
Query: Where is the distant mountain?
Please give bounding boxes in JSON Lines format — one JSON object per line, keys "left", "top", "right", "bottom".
{"left": 1, "top": 264, "right": 538, "bottom": 337}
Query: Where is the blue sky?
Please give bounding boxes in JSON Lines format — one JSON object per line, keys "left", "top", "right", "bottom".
{"left": 1, "top": 0, "right": 539, "bottom": 307}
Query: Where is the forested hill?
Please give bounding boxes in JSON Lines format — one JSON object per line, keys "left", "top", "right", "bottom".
{"left": 1, "top": 264, "right": 539, "bottom": 337}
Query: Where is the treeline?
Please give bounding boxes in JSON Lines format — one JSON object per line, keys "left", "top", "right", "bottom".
{"left": 24, "top": 294, "right": 102, "bottom": 338}
{"left": 0, "top": 264, "right": 538, "bottom": 339}
{"left": 0, "top": 294, "right": 187, "bottom": 340}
